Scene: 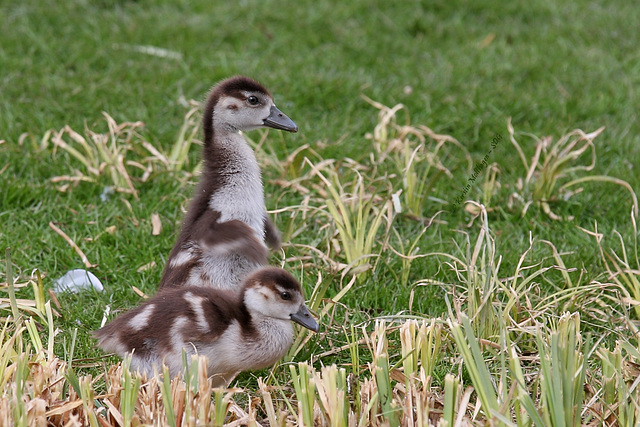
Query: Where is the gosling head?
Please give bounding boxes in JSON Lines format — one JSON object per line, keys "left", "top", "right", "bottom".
{"left": 204, "top": 76, "right": 298, "bottom": 140}
{"left": 243, "top": 267, "right": 319, "bottom": 332}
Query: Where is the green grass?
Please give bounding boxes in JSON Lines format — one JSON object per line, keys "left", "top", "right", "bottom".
{"left": 1, "top": 0, "right": 640, "bottom": 424}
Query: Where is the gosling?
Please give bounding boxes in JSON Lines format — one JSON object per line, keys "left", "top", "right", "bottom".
{"left": 94, "top": 267, "right": 318, "bottom": 386}
{"left": 159, "top": 76, "right": 298, "bottom": 291}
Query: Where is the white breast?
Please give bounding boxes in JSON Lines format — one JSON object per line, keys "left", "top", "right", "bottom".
{"left": 186, "top": 252, "right": 264, "bottom": 289}
{"left": 197, "top": 318, "right": 294, "bottom": 385}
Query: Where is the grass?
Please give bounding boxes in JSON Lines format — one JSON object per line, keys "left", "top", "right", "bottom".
{"left": 1, "top": 0, "right": 640, "bottom": 425}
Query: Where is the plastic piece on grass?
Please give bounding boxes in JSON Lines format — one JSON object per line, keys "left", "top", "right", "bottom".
{"left": 100, "top": 305, "right": 111, "bottom": 328}
{"left": 53, "top": 269, "right": 104, "bottom": 294}
{"left": 100, "top": 186, "right": 114, "bottom": 202}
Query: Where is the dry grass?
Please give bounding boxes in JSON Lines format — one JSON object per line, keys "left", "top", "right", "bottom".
{"left": 364, "top": 96, "right": 471, "bottom": 220}
{"left": 42, "top": 104, "right": 202, "bottom": 199}
{"left": 4, "top": 302, "right": 638, "bottom": 426}
{"left": 507, "top": 119, "right": 638, "bottom": 220}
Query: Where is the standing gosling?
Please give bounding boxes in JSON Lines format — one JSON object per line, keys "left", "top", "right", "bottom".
{"left": 94, "top": 267, "right": 318, "bottom": 386}
{"left": 159, "top": 76, "right": 298, "bottom": 290}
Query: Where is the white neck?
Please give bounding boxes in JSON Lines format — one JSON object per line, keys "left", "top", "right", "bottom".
{"left": 208, "top": 132, "right": 266, "bottom": 237}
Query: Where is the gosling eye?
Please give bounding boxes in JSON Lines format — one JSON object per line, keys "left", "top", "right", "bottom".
{"left": 247, "top": 95, "right": 259, "bottom": 106}
{"left": 280, "top": 291, "right": 291, "bottom": 301}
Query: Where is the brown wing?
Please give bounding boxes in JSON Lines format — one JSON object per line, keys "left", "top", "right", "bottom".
{"left": 93, "top": 287, "right": 243, "bottom": 357}
{"left": 159, "top": 208, "right": 268, "bottom": 289}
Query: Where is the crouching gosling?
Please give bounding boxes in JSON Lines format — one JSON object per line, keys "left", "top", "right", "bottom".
{"left": 94, "top": 267, "right": 318, "bottom": 386}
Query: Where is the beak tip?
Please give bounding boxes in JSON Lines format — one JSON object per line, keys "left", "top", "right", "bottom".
{"left": 291, "top": 305, "right": 319, "bottom": 332}
{"left": 306, "top": 320, "right": 320, "bottom": 333}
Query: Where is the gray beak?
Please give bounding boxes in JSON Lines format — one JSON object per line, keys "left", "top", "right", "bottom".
{"left": 263, "top": 105, "right": 298, "bottom": 133}
{"left": 290, "top": 304, "right": 319, "bottom": 332}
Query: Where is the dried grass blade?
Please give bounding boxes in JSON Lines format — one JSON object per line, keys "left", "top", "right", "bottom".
{"left": 49, "top": 222, "right": 95, "bottom": 268}
{"left": 507, "top": 118, "right": 529, "bottom": 172}
{"left": 151, "top": 213, "right": 162, "bottom": 236}
{"left": 5, "top": 248, "right": 20, "bottom": 323}
{"left": 44, "top": 400, "right": 84, "bottom": 417}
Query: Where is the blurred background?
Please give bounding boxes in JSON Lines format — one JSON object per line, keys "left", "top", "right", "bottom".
{"left": 2, "top": 0, "right": 638, "bottom": 159}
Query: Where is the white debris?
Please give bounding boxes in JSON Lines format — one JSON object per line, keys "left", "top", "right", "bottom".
{"left": 100, "top": 305, "right": 111, "bottom": 328}
{"left": 392, "top": 190, "right": 403, "bottom": 214}
{"left": 112, "top": 43, "right": 183, "bottom": 60}
{"left": 53, "top": 269, "right": 104, "bottom": 294}
{"left": 100, "top": 186, "right": 115, "bottom": 202}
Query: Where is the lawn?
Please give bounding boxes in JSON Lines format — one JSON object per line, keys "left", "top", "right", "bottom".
{"left": 1, "top": 0, "right": 639, "bottom": 425}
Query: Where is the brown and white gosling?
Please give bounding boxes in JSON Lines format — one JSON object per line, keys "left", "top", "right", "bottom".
{"left": 159, "top": 76, "right": 298, "bottom": 290}
{"left": 94, "top": 267, "right": 318, "bottom": 386}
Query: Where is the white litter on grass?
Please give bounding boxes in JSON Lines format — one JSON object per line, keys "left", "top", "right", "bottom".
{"left": 53, "top": 269, "right": 104, "bottom": 294}
{"left": 112, "top": 43, "right": 183, "bottom": 60}
{"left": 100, "top": 186, "right": 115, "bottom": 202}
{"left": 100, "top": 304, "right": 111, "bottom": 328}
{"left": 392, "top": 190, "right": 403, "bottom": 213}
